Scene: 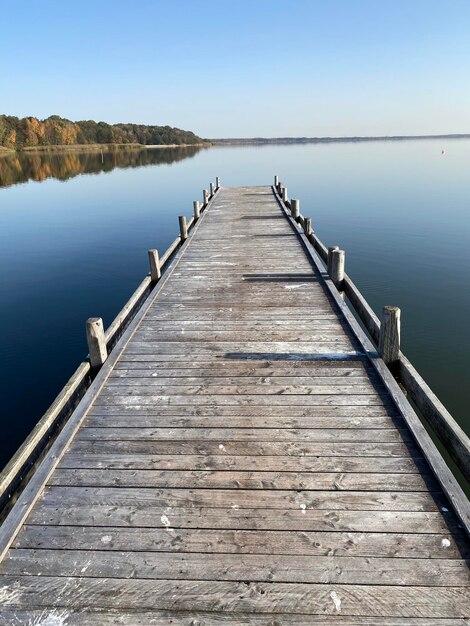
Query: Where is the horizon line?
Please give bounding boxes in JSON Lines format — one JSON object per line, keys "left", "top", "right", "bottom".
{"left": 208, "top": 133, "right": 470, "bottom": 141}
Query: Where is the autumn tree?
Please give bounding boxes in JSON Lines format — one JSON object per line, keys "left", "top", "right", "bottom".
{"left": 0, "top": 114, "right": 203, "bottom": 149}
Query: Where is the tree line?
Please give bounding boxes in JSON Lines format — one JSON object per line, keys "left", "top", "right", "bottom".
{"left": 0, "top": 115, "right": 204, "bottom": 149}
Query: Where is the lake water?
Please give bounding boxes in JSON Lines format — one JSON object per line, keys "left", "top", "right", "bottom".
{"left": 1, "top": 141, "right": 469, "bottom": 469}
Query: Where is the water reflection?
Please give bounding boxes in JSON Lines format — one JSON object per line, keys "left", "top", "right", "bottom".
{"left": 0, "top": 146, "right": 204, "bottom": 188}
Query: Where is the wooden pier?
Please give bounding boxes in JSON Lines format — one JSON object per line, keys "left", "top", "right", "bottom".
{"left": 0, "top": 182, "right": 469, "bottom": 623}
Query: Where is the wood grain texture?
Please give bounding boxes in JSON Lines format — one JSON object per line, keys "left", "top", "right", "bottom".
{"left": 49, "top": 468, "right": 435, "bottom": 491}
{"left": 0, "top": 610, "right": 467, "bottom": 625}
{"left": 74, "top": 427, "right": 413, "bottom": 443}
{"left": 4, "top": 549, "right": 469, "bottom": 586}
{"left": 58, "top": 452, "right": 426, "bottom": 473}
{"left": 34, "top": 485, "right": 447, "bottom": 512}
{"left": 25, "top": 504, "right": 461, "bottom": 534}
{"left": 15, "top": 524, "right": 468, "bottom": 559}
{"left": 0, "top": 184, "right": 468, "bottom": 621}
{"left": 66, "top": 437, "right": 422, "bottom": 457}
{"left": 0, "top": 576, "right": 469, "bottom": 618}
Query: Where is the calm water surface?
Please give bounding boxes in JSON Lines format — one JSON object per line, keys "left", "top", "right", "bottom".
{"left": 1, "top": 141, "right": 469, "bottom": 468}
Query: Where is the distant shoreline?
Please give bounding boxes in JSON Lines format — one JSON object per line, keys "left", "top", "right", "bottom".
{"left": 1, "top": 134, "right": 468, "bottom": 156}
{"left": 208, "top": 134, "right": 470, "bottom": 145}
{"left": 0, "top": 143, "right": 209, "bottom": 155}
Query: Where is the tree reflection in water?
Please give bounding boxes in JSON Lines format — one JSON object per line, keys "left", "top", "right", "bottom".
{"left": 0, "top": 146, "right": 204, "bottom": 188}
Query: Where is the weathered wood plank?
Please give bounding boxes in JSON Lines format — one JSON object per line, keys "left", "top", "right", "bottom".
{"left": 142, "top": 310, "right": 343, "bottom": 320}
{"left": 0, "top": 576, "right": 469, "bottom": 617}
{"left": 66, "top": 438, "right": 422, "bottom": 457}
{"left": 123, "top": 341, "right": 359, "bottom": 355}
{"left": 136, "top": 319, "right": 348, "bottom": 329}
{"left": 112, "top": 358, "right": 370, "bottom": 370}
{"left": 115, "top": 352, "right": 364, "bottom": 361}
{"left": 132, "top": 330, "right": 355, "bottom": 342}
{"left": 84, "top": 413, "right": 404, "bottom": 429}
{"left": 14, "top": 525, "right": 468, "bottom": 559}
{"left": 109, "top": 373, "right": 375, "bottom": 384}
{"left": 0, "top": 609, "right": 466, "bottom": 625}
{"left": 49, "top": 468, "right": 435, "bottom": 492}
{"left": 157, "top": 287, "right": 330, "bottom": 296}
{"left": 26, "top": 504, "right": 460, "bottom": 534}
{"left": 3, "top": 549, "right": 468, "bottom": 586}
{"left": 58, "top": 453, "right": 426, "bottom": 474}
{"left": 87, "top": 404, "right": 401, "bottom": 418}
{"left": 36, "top": 486, "right": 446, "bottom": 512}
{"left": 113, "top": 358, "right": 369, "bottom": 369}
{"left": 104, "top": 381, "right": 381, "bottom": 395}
{"left": 74, "top": 427, "right": 413, "bottom": 443}
{"left": 92, "top": 394, "right": 394, "bottom": 407}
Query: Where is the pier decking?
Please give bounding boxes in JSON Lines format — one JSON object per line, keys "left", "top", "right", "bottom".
{"left": 0, "top": 185, "right": 469, "bottom": 623}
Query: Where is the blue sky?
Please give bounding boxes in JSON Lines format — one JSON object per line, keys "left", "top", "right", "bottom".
{"left": 1, "top": 0, "right": 469, "bottom": 137}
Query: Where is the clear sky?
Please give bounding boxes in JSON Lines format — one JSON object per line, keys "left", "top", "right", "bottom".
{"left": 1, "top": 0, "right": 469, "bottom": 137}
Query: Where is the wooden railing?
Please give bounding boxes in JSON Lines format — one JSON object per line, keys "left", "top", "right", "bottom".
{"left": 0, "top": 178, "right": 221, "bottom": 513}
{"left": 274, "top": 177, "right": 470, "bottom": 486}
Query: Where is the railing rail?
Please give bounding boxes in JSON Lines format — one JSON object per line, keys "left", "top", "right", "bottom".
{"left": 274, "top": 177, "right": 470, "bottom": 485}
{"left": 0, "top": 178, "right": 220, "bottom": 513}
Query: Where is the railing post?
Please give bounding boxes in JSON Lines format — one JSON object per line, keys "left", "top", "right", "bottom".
{"left": 86, "top": 317, "right": 107, "bottom": 371}
{"left": 327, "top": 245, "right": 339, "bottom": 275}
{"left": 274, "top": 175, "right": 279, "bottom": 187}
{"left": 179, "top": 215, "right": 188, "bottom": 242}
{"left": 203, "top": 189, "right": 209, "bottom": 205}
{"left": 193, "top": 200, "right": 201, "bottom": 220}
{"left": 216, "top": 176, "right": 221, "bottom": 189}
{"left": 304, "top": 217, "right": 312, "bottom": 238}
{"left": 282, "top": 187, "right": 288, "bottom": 203}
{"left": 148, "top": 249, "right": 161, "bottom": 282}
{"left": 379, "top": 306, "right": 401, "bottom": 366}
{"left": 330, "top": 249, "right": 345, "bottom": 289}
{"left": 291, "top": 199, "right": 300, "bottom": 221}
{"left": 210, "top": 182, "right": 214, "bottom": 196}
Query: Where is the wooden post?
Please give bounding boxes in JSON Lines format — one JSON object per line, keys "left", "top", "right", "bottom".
{"left": 304, "top": 217, "right": 312, "bottom": 238}
{"left": 379, "top": 306, "right": 401, "bottom": 366}
{"left": 193, "top": 200, "right": 201, "bottom": 220}
{"left": 179, "top": 215, "right": 188, "bottom": 242}
{"left": 148, "top": 249, "right": 161, "bottom": 282}
{"left": 282, "top": 187, "right": 288, "bottom": 203}
{"left": 330, "top": 249, "right": 345, "bottom": 289}
{"left": 210, "top": 182, "right": 215, "bottom": 196}
{"left": 274, "top": 175, "right": 279, "bottom": 187}
{"left": 86, "top": 317, "right": 107, "bottom": 371}
{"left": 327, "top": 245, "right": 339, "bottom": 275}
{"left": 291, "top": 199, "right": 300, "bottom": 221}
{"left": 216, "top": 176, "right": 220, "bottom": 189}
{"left": 203, "top": 189, "right": 209, "bottom": 205}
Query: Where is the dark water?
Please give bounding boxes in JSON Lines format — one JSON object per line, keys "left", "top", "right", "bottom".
{"left": 1, "top": 141, "right": 469, "bottom": 468}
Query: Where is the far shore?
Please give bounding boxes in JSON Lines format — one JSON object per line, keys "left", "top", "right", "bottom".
{"left": 0, "top": 143, "right": 209, "bottom": 155}
{"left": 1, "top": 133, "right": 469, "bottom": 155}
{"left": 209, "top": 133, "right": 470, "bottom": 145}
